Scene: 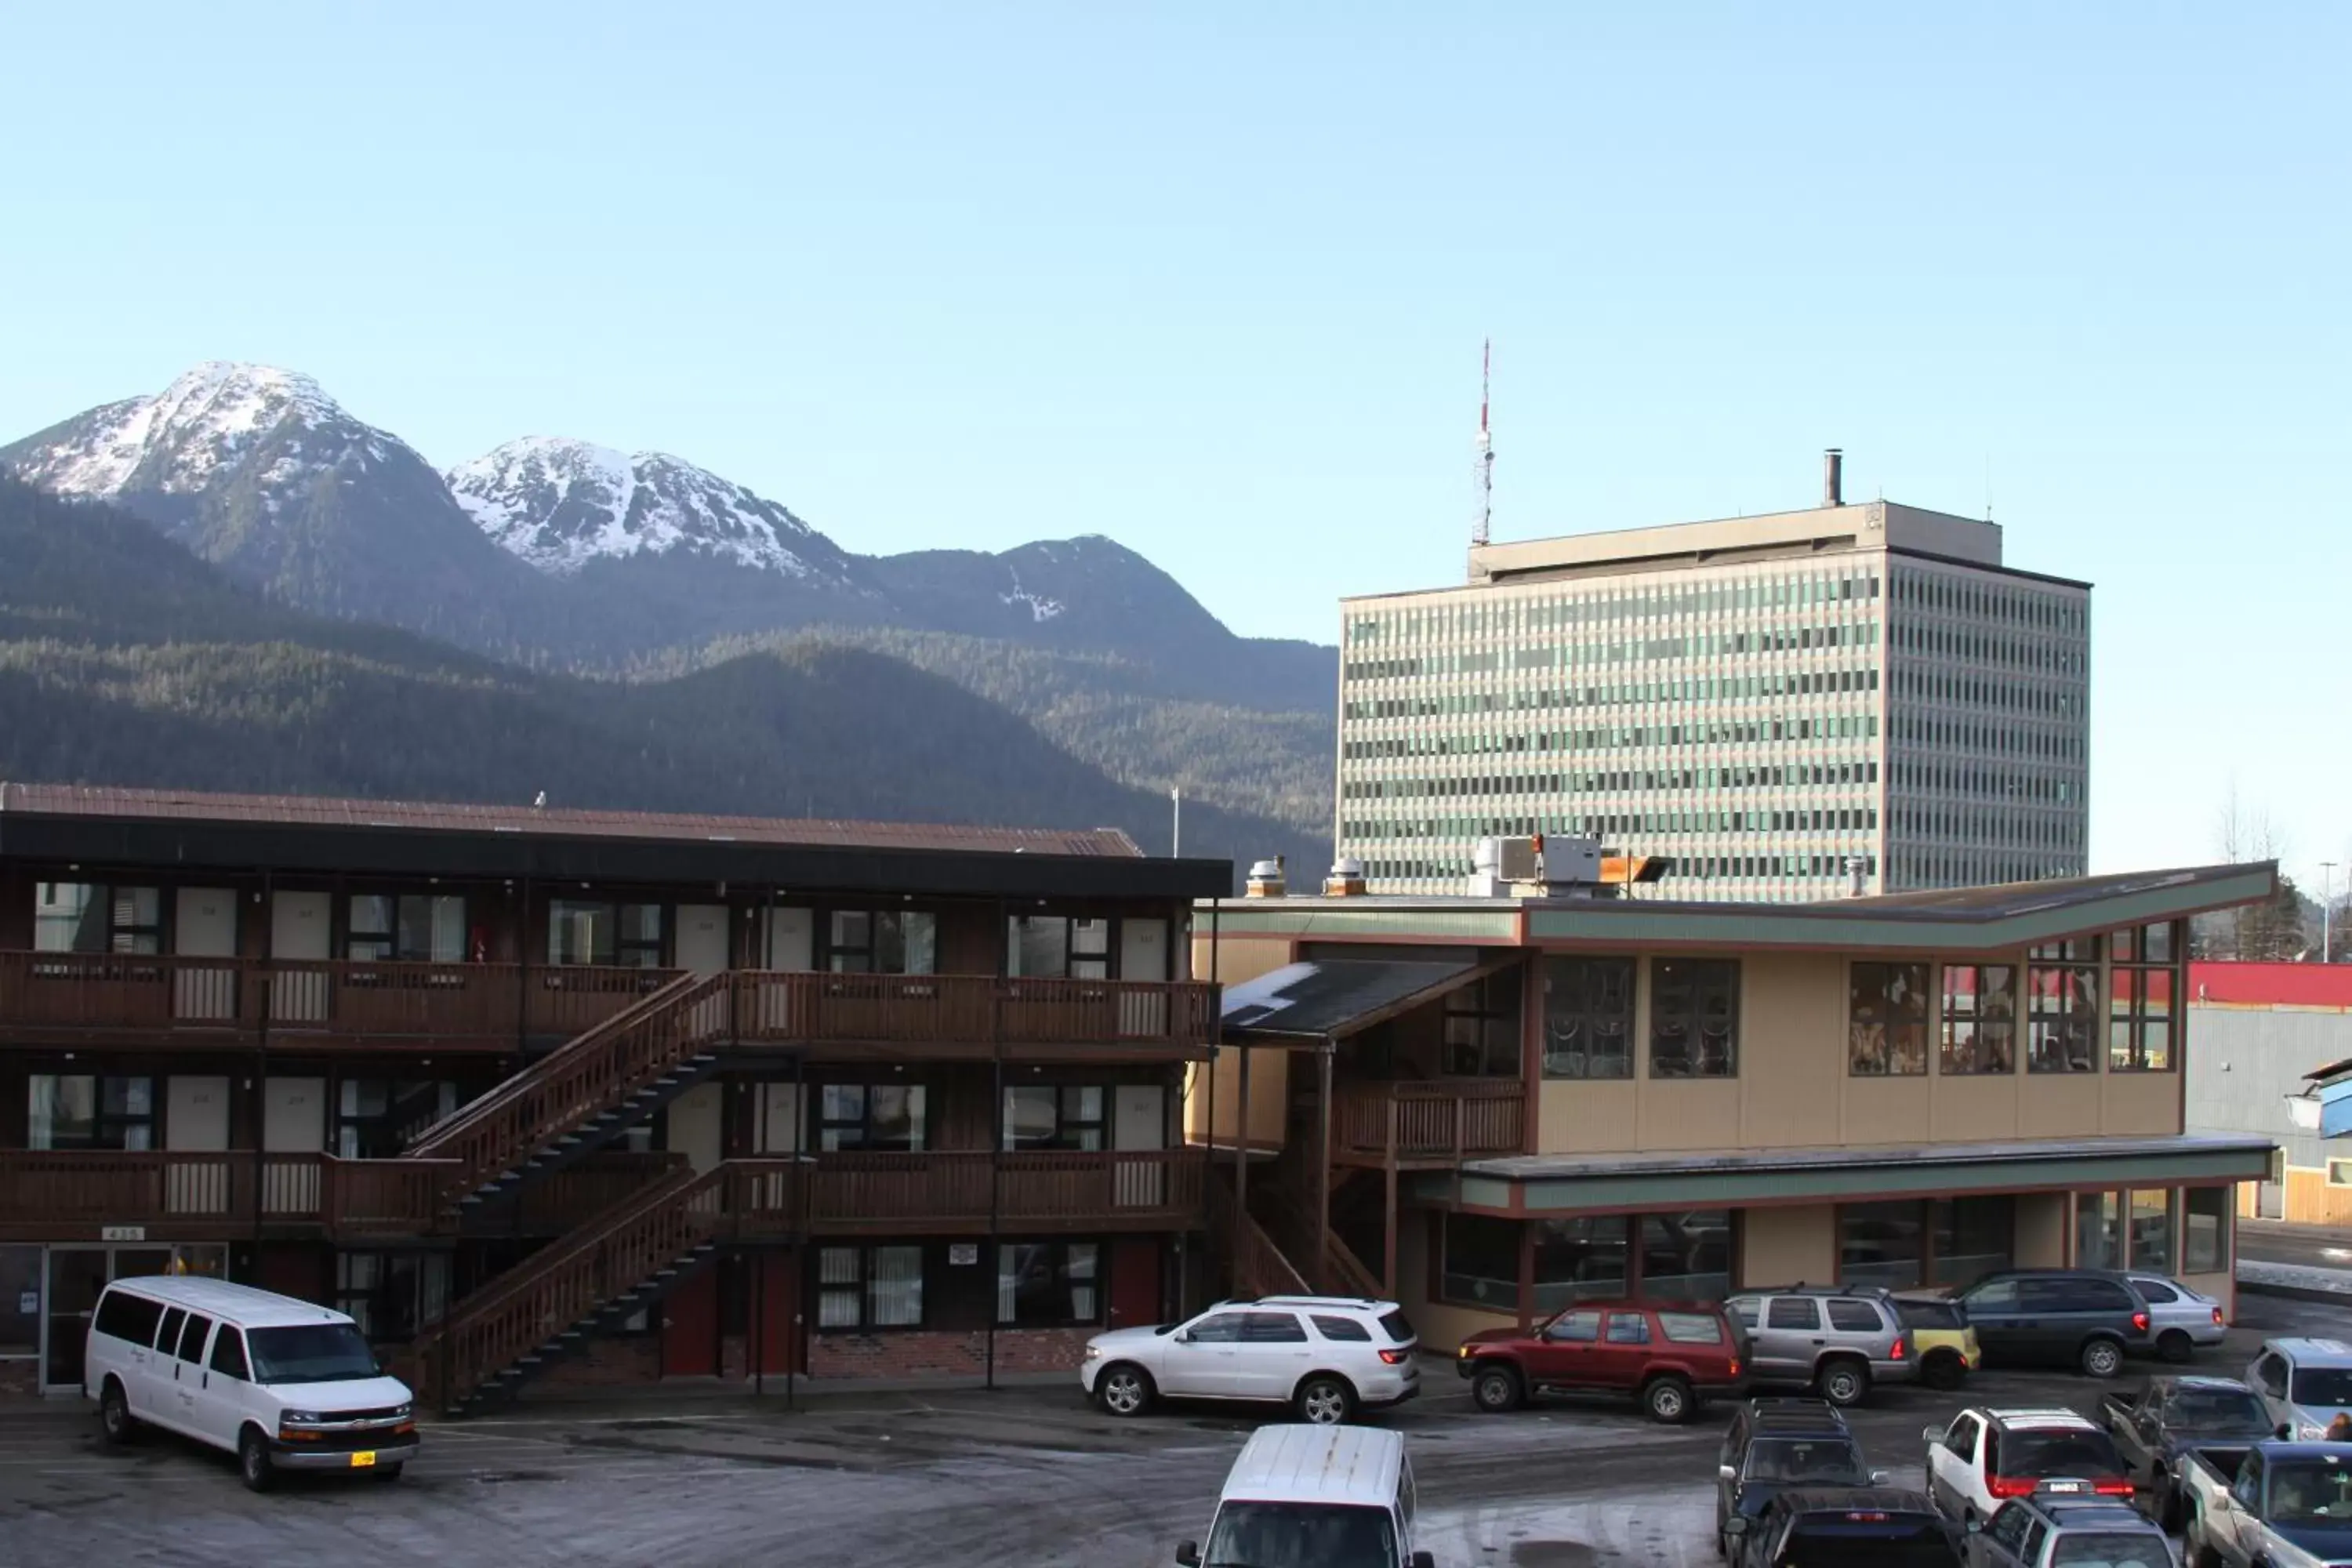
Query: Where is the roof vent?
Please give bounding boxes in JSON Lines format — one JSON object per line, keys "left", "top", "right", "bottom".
{"left": 1324, "top": 858, "right": 1367, "bottom": 897}
{"left": 1824, "top": 448, "right": 1844, "bottom": 507}
{"left": 1245, "top": 855, "right": 1287, "bottom": 898}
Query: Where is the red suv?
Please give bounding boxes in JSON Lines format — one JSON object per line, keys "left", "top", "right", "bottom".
{"left": 1457, "top": 1298, "right": 1748, "bottom": 1424}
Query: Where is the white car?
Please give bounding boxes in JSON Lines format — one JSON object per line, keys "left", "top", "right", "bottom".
{"left": 86, "top": 1275, "right": 418, "bottom": 1491}
{"left": 1082, "top": 1295, "right": 1421, "bottom": 1425}
{"left": 2122, "top": 1272, "right": 2227, "bottom": 1361}
{"left": 1923, "top": 1406, "right": 2135, "bottom": 1527}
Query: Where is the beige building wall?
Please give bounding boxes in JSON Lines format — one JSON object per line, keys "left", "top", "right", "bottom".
{"left": 2015, "top": 1192, "right": 2069, "bottom": 1266}
{"left": 1740, "top": 1205, "right": 1835, "bottom": 1288}
{"left": 1184, "top": 1047, "right": 1290, "bottom": 1150}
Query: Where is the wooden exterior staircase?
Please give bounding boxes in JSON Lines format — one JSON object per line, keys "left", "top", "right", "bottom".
{"left": 404, "top": 971, "right": 733, "bottom": 1208}
{"left": 410, "top": 1160, "right": 723, "bottom": 1417}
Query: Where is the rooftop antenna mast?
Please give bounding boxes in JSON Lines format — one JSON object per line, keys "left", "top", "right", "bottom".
{"left": 1470, "top": 338, "right": 1494, "bottom": 563}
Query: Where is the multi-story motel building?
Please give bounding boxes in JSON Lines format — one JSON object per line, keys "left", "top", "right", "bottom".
{"left": 1187, "top": 860, "right": 2277, "bottom": 1348}
{"left": 0, "top": 784, "right": 1227, "bottom": 1408}
{"left": 1335, "top": 462, "right": 2092, "bottom": 900}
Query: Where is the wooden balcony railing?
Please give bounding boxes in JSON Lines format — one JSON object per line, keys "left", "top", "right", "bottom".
{"left": 732, "top": 972, "right": 1218, "bottom": 1050}
{"left": 0, "top": 1150, "right": 457, "bottom": 1238}
{"left": 0, "top": 954, "right": 1214, "bottom": 1053}
{"left": 800, "top": 1148, "right": 1206, "bottom": 1229}
{"left": 1334, "top": 1079, "right": 1526, "bottom": 1163}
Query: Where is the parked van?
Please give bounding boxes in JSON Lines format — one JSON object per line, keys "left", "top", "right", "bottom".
{"left": 1176, "top": 1424, "right": 1436, "bottom": 1568}
{"left": 85, "top": 1276, "right": 417, "bottom": 1490}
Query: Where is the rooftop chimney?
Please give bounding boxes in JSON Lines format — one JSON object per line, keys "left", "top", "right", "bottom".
{"left": 1823, "top": 448, "right": 1844, "bottom": 508}
{"left": 1323, "top": 857, "right": 1367, "bottom": 897}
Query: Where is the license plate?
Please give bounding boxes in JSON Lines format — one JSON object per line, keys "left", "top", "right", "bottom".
{"left": 2041, "top": 1479, "right": 2084, "bottom": 1494}
{"left": 350, "top": 1451, "right": 376, "bottom": 1468}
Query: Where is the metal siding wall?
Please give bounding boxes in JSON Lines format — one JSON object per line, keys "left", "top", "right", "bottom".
{"left": 2187, "top": 1006, "right": 2352, "bottom": 1171}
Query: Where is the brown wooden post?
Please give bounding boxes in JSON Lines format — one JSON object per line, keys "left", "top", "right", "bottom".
{"left": 1316, "top": 1042, "right": 1334, "bottom": 1296}
{"left": 1382, "top": 1161, "right": 1399, "bottom": 1299}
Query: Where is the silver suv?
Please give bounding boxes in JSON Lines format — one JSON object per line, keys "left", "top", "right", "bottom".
{"left": 1726, "top": 1285, "right": 1916, "bottom": 1407}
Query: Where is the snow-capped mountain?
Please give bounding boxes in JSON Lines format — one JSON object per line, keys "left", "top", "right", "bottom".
{"left": 2, "top": 362, "right": 1337, "bottom": 706}
{"left": 447, "top": 437, "right": 858, "bottom": 585}
{"left": 6, "top": 363, "right": 357, "bottom": 500}
{"left": 1, "top": 363, "right": 548, "bottom": 645}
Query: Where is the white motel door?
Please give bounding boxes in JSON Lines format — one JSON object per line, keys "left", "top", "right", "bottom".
{"left": 172, "top": 887, "right": 238, "bottom": 1020}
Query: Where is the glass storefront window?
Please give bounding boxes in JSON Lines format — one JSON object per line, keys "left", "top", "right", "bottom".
{"left": 1542, "top": 956, "right": 1633, "bottom": 1080}
{"left": 1532, "top": 1214, "right": 1629, "bottom": 1312}
{"left": 2076, "top": 1191, "right": 2122, "bottom": 1269}
{"left": 1931, "top": 1196, "right": 2014, "bottom": 1289}
{"left": 2129, "top": 1189, "right": 2176, "bottom": 1273}
{"left": 1840, "top": 1201, "right": 1924, "bottom": 1288}
{"left": 2184, "top": 1187, "right": 2231, "bottom": 1274}
{"left": 1639, "top": 1211, "right": 1730, "bottom": 1300}
{"left": 1441, "top": 1213, "right": 1521, "bottom": 1311}
{"left": 1849, "top": 963, "right": 1929, "bottom": 1076}
{"left": 2028, "top": 964, "right": 2100, "bottom": 1073}
{"left": 1940, "top": 964, "right": 2016, "bottom": 1075}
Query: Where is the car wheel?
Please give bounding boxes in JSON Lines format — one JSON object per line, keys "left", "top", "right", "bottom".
{"left": 1642, "top": 1374, "right": 1694, "bottom": 1425}
{"left": 98, "top": 1379, "right": 138, "bottom": 1446}
{"left": 1095, "top": 1363, "right": 1154, "bottom": 1417}
{"left": 2079, "top": 1337, "right": 2125, "bottom": 1378}
{"left": 238, "top": 1426, "right": 276, "bottom": 1494}
{"left": 2157, "top": 1328, "right": 2194, "bottom": 1364}
{"left": 2156, "top": 1473, "right": 2184, "bottom": 1534}
{"left": 1919, "top": 1350, "right": 1965, "bottom": 1391}
{"left": 1471, "top": 1365, "right": 1524, "bottom": 1414}
{"left": 1294, "top": 1374, "right": 1357, "bottom": 1426}
{"left": 1815, "top": 1359, "right": 1869, "bottom": 1407}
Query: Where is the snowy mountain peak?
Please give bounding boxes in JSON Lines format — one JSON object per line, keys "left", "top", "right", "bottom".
{"left": 9, "top": 361, "right": 364, "bottom": 498}
{"left": 447, "top": 437, "right": 845, "bottom": 581}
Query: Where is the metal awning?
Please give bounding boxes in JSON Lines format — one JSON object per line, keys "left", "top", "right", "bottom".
{"left": 1417, "top": 1134, "right": 2278, "bottom": 1213}
{"left": 1219, "top": 956, "right": 1504, "bottom": 1045}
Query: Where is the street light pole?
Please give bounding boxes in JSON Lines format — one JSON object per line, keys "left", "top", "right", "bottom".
{"left": 2325, "top": 861, "right": 2339, "bottom": 964}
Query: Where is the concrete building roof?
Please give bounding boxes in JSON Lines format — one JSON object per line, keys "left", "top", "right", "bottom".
{"left": 1204, "top": 862, "right": 2277, "bottom": 954}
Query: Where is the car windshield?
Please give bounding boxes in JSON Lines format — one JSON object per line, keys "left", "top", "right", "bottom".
{"left": 2003, "top": 1430, "right": 2126, "bottom": 1477}
{"left": 1780, "top": 1522, "right": 1957, "bottom": 1566}
{"left": 2265, "top": 1460, "right": 2352, "bottom": 1524}
{"left": 1203, "top": 1502, "right": 1396, "bottom": 1568}
{"left": 1744, "top": 1438, "right": 1867, "bottom": 1484}
{"left": 2168, "top": 1387, "right": 2272, "bottom": 1431}
{"left": 2291, "top": 1368, "right": 2352, "bottom": 1407}
{"left": 2048, "top": 1535, "right": 2171, "bottom": 1567}
{"left": 245, "top": 1323, "right": 379, "bottom": 1385}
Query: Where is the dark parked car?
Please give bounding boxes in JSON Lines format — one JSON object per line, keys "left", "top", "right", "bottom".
{"left": 2099, "top": 1374, "right": 2277, "bottom": 1530}
{"left": 1726, "top": 1486, "right": 1963, "bottom": 1567}
{"left": 1715, "top": 1399, "right": 1886, "bottom": 1559}
{"left": 1949, "top": 1271, "right": 2154, "bottom": 1377}
{"left": 1457, "top": 1298, "right": 1747, "bottom": 1424}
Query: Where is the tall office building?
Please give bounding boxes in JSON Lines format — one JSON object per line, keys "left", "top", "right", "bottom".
{"left": 1336, "top": 463, "right": 2090, "bottom": 898}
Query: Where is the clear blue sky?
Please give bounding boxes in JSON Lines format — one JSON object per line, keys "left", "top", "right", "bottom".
{"left": 2, "top": 3, "right": 2345, "bottom": 895}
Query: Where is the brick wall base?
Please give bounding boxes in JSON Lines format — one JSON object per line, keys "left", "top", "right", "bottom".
{"left": 808, "top": 1327, "right": 1091, "bottom": 1381}
{"left": 0, "top": 1360, "right": 42, "bottom": 1401}
{"left": 535, "top": 1334, "right": 661, "bottom": 1388}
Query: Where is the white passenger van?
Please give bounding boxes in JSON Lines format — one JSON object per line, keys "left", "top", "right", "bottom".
{"left": 1176, "top": 1424, "right": 1436, "bottom": 1568}
{"left": 84, "top": 1276, "right": 418, "bottom": 1490}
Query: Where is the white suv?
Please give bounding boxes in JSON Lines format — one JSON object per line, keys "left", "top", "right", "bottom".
{"left": 1081, "top": 1295, "right": 1421, "bottom": 1425}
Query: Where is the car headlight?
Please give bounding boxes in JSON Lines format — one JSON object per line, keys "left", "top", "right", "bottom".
{"left": 1084, "top": 1345, "right": 1102, "bottom": 1360}
{"left": 282, "top": 1410, "right": 325, "bottom": 1425}
{"left": 390, "top": 1403, "right": 412, "bottom": 1420}
{"left": 2301, "top": 1423, "right": 2328, "bottom": 1440}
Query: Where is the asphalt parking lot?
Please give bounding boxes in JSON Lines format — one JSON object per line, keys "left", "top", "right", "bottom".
{"left": 5, "top": 1294, "right": 2347, "bottom": 1567}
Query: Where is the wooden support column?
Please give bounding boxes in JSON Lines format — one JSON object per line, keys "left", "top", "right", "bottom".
{"left": 1316, "top": 1041, "right": 1333, "bottom": 1297}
